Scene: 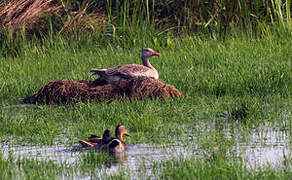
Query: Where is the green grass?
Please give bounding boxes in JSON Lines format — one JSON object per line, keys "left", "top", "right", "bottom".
{"left": 0, "top": 35, "right": 291, "bottom": 144}
{"left": 0, "top": 33, "right": 291, "bottom": 178}
{"left": 0, "top": 151, "right": 73, "bottom": 179}
{"left": 148, "top": 155, "right": 292, "bottom": 179}
{"left": 0, "top": 34, "right": 291, "bottom": 142}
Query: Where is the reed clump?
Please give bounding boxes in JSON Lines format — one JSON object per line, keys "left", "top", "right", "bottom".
{"left": 0, "top": 0, "right": 107, "bottom": 36}
{"left": 0, "top": 0, "right": 62, "bottom": 31}
{"left": 0, "top": 0, "right": 291, "bottom": 37}
{"left": 0, "top": 0, "right": 63, "bottom": 39}
{"left": 0, "top": 0, "right": 291, "bottom": 57}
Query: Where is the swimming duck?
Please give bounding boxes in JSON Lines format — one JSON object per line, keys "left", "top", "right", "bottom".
{"left": 79, "top": 125, "right": 131, "bottom": 153}
{"left": 90, "top": 48, "right": 160, "bottom": 84}
{"left": 101, "top": 125, "right": 131, "bottom": 153}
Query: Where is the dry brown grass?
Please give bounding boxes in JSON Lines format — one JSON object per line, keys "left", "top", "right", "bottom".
{"left": 23, "top": 77, "right": 183, "bottom": 105}
{"left": 0, "top": 0, "right": 62, "bottom": 31}
{"left": 0, "top": 0, "right": 107, "bottom": 35}
{"left": 59, "top": 2, "right": 107, "bottom": 36}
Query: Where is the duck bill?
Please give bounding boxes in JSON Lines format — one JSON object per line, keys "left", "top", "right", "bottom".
{"left": 124, "top": 132, "right": 131, "bottom": 137}
{"left": 151, "top": 51, "right": 160, "bottom": 56}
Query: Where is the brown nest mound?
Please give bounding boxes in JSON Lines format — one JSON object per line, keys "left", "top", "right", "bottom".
{"left": 23, "top": 77, "right": 183, "bottom": 105}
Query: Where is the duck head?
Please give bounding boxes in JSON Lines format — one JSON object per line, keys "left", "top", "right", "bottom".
{"left": 102, "top": 129, "right": 113, "bottom": 143}
{"left": 115, "top": 125, "right": 131, "bottom": 140}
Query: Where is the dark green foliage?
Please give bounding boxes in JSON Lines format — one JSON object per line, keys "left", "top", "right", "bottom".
{"left": 0, "top": 0, "right": 291, "bottom": 57}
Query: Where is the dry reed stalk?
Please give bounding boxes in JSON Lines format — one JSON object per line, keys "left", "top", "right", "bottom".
{"left": 59, "top": 2, "right": 107, "bottom": 36}
{"left": 0, "top": 0, "right": 62, "bottom": 30}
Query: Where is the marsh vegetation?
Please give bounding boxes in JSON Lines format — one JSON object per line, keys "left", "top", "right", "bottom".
{"left": 0, "top": 0, "right": 291, "bottom": 179}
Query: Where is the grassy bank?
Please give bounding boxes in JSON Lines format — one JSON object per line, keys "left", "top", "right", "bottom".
{"left": 0, "top": 34, "right": 291, "bottom": 143}
{"left": 0, "top": 35, "right": 291, "bottom": 178}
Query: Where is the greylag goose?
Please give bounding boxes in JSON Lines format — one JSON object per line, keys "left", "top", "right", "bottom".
{"left": 90, "top": 48, "right": 160, "bottom": 84}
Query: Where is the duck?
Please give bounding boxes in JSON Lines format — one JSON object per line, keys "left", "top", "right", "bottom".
{"left": 101, "top": 125, "right": 131, "bottom": 153}
{"left": 79, "top": 125, "right": 131, "bottom": 153}
{"left": 79, "top": 129, "right": 112, "bottom": 148}
{"left": 90, "top": 48, "right": 160, "bottom": 84}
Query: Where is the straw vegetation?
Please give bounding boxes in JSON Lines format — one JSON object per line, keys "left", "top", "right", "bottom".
{"left": 22, "top": 77, "right": 183, "bottom": 104}
{"left": 0, "top": 0, "right": 107, "bottom": 36}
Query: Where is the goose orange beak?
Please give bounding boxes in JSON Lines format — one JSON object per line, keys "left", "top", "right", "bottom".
{"left": 151, "top": 51, "right": 160, "bottom": 56}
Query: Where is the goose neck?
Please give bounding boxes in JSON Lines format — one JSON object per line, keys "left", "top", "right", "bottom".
{"left": 142, "top": 56, "right": 154, "bottom": 69}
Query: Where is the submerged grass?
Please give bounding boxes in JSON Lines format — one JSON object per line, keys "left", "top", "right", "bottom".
{"left": 149, "top": 155, "right": 292, "bottom": 179}
{"left": 2, "top": 150, "right": 290, "bottom": 179}
{"left": 0, "top": 151, "right": 73, "bottom": 179}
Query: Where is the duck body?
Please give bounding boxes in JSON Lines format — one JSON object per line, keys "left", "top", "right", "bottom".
{"left": 101, "top": 138, "right": 127, "bottom": 153}
{"left": 79, "top": 125, "right": 131, "bottom": 153}
{"left": 79, "top": 129, "right": 112, "bottom": 148}
{"left": 79, "top": 135, "right": 101, "bottom": 147}
{"left": 91, "top": 48, "right": 160, "bottom": 84}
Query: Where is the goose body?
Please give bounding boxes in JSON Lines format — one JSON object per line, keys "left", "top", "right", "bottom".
{"left": 91, "top": 48, "right": 160, "bottom": 84}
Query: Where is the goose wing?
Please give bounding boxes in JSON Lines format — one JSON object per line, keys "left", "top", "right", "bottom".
{"left": 106, "top": 64, "right": 155, "bottom": 77}
{"left": 91, "top": 64, "right": 157, "bottom": 78}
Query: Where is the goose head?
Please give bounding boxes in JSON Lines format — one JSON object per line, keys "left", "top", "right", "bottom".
{"left": 141, "top": 48, "right": 160, "bottom": 59}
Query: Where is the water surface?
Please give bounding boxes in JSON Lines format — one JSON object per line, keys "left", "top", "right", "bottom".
{"left": 1, "top": 122, "right": 290, "bottom": 178}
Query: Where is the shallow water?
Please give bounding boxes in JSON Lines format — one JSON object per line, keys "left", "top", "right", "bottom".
{"left": 2, "top": 104, "right": 38, "bottom": 118}
{"left": 0, "top": 123, "right": 290, "bottom": 178}
{"left": 2, "top": 104, "right": 37, "bottom": 109}
{"left": 235, "top": 126, "right": 291, "bottom": 168}
{"left": 197, "top": 121, "right": 291, "bottom": 168}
